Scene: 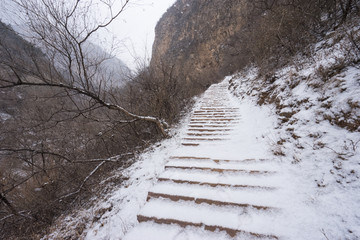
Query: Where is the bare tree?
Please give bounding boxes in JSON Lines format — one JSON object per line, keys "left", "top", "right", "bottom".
{"left": 0, "top": 1, "right": 170, "bottom": 238}
{"left": 241, "top": 0, "right": 360, "bottom": 73}
{"left": 0, "top": 0, "right": 168, "bottom": 135}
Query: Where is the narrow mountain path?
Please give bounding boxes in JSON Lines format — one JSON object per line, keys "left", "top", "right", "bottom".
{"left": 124, "top": 82, "right": 303, "bottom": 239}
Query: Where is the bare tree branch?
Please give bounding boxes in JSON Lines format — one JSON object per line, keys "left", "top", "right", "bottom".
{"left": 0, "top": 80, "right": 168, "bottom": 136}
{"left": 1, "top": 0, "right": 168, "bottom": 136}
{"left": 57, "top": 160, "right": 106, "bottom": 201}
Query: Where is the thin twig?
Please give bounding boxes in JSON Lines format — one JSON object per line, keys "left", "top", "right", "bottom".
{"left": 58, "top": 160, "right": 106, "bottom": 201}
{"left": 321, "top": 229, "right": 330, "bottom": 240}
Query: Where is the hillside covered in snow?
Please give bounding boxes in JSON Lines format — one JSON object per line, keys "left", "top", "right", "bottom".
{"left": 43, "top": 17, "right": 360, "bottom": 239}
{"left": 1, "top": 0, "right": 359, "bottom": 239}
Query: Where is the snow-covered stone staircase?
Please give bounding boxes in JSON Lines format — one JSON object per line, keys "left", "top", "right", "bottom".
{"left": 124, "top": 83, "right": 287, "bottom": 239}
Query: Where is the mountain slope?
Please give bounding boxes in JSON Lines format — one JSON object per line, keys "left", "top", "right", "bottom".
{"left": 151, "top": 0, "right": 359, "bottom": 86}
{"left": 6, "top": 1, "right": 359, "bottom": 239}
{"left": 228, "top": 21, "right": 360, "bottom": 239}
{"left": 151, "top": 0, "right": 248, "bottom": 85}
{"left": 43, "top": 20, "right": 359, "bottom": 238}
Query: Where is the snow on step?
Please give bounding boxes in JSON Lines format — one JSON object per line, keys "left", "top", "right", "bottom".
{"left": 159, "top": 168, "right": 283, "bottom": 188}
{"left": 192, "top": 115, "right": 241, "bottom": 118}
{"left": 192, "top": 112, "right": 241, "bottom": 115}
{"left": 124, "top": 222, "right": 236, "bottom": 240}
{"left": 123, "top": 82, "right": 288, "bottom": 239}
{"left": 146, "top": 192, "right": 274, "bottom": 211}
{"left": 169, "top": 156, "right": 274, "bottom": 164}
{"left": 164, "top": 165, "right": 276, "bottom": 175}
{"left": 200, "top": 107, "right": 239, "bottom": 110}
{"left": 188, "top": 124, "right": 235, "bottom": 128}
{"left": 182, "top": 137, "right": 229, "bottom": 141}
{"left": 149, "top": 181, "right": 282, "bottom": 208}
{"left": 190, "top": 117, "right": 241, "bottom": 120}
{"left": 187, "top": 132, "right": 230, "bottom": 136}
{"left": 187, "top": 128, "right": 232, "bottom": 132}
{"left": 191, "top": 114, "right": 240, "bottom": 117}
{"left": 157, "top": 178, "right": 276, "bottom": 191}
{"left": 190, "top": 117, "right": 238, "bottom": 120}
{"left": 181, "top": 143, "right": 200, "bottom": 146}
{"left": 136, "top": 199, "right": 279, "bottom": 238}
{"left": 166, "top": 158, "right": 280, "bottom": 171}
{"left": 134, "top": 217, "right": 278, "bottom": 240}
{"left": 195, "top": 108, "right": 238, "bottom": 111}
{"left": 189, "top": 121, "right": 240, "bottom": 125}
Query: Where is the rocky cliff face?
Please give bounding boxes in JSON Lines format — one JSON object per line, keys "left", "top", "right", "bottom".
{"left": 151, "top": 0, "right": 250, "bottom": 85}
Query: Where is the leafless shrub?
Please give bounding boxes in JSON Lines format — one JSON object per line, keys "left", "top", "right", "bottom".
{"left": 0, "top": 0, "right": 187, "bottom": 238}
{"left": 243, "top": 0, "right": 360, "bottom": 74}
{"left": 323, "top": 111, "right": 360, "bottom": 132}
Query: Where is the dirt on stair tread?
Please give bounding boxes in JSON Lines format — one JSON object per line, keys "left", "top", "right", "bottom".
{"left": 170, "top": 156, "right": 212, "bottom": 160}
{"left": 169, "top": 156, "right": 267, "bottom": 164}
{"left": 187, "top": 128, "right": 232, "bottom": 132}
{"left": 182, "top": 137, "right": 227, "bottom": 141}
{"left": 157, "top": 178, "right": 277, "bottom": 190}
{"left": 200, "top": 107, "right": 239, "bottom": 110}
{"left": 157, "top": 177, "right": 276, "bottom": 190}
{"left": 189, "top": 121, "right": 240, "bottom": 123}
{"left": 164, "top": 165, "right": 276, "bottom": 174}
{"left": 194, "top": 111, "right": 239, "bottom": 114}
{"left": 170, "top": 156, "right": 253, "bottom": 162}
{"left": 188, "top": 125, "right": 232, "bottom": 128}
{"left": 181, "top": 143, "right": 200, "bottom": 146}
{"left": 187, "top": 133, "right": 229, "bottom": 136}
{"left": 137, "top": 215, "right": 279, "bottom": 239}
{"left": 190, "top": 118, "right": 238, "bottom": 121}
{"left": 146, "top": 192, "right": 275, "bottom": 211}
{"left": 190, "top": 122, "right": 239, "bottom": 125}
{"left": 192, "top": 115, "right": 241, "bottom": 118}
{"left": 192, "top": 114, "right": 236, "bottom": 117}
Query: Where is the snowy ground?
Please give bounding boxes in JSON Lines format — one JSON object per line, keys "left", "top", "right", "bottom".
{"left": 45, "top": 24, "right": 360, "bottom": 240}
{"left": 46, "top": 73, "right": 359, "bottom": 239}
{"left": 227, "top": 24, "right": 360, "bottom": 239}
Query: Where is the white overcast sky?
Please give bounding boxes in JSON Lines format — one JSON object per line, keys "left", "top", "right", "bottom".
{"left": 108, "top": 0, "right": 177, "bottom": 69}
{"left": 0, "top": 0, "right": 177, "bottom": 70}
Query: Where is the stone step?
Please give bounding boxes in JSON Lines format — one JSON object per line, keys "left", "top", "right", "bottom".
{"left": 186, "top": 133, "right": 229, "bottom": 136}
{"left": 189, "top": 121, "right": 240, "bottom": 124}
{"left": 169, "top": 156, "right": 263, "bottom": 163}
{"left": 190, "top": 118, "right": 238, "bottom": 121}
{"left": 182, "top": 137, "right": 228, "bottom": 141}
{"left": 192, "top": 113, "right": 241, "bottom": 118}
{"left": 137, "top": 215, "right": 278, "bottom": 239}
{"left": 125, "top": 84, "right": 285, "bottom": 240}
{"left": 157, "top": 178, "right": 277, "bottom": 191}
{"left": 147, "top": 192, "right": 274, "bottom": 211}
{"left": 164, "top": 165, "right": 276, "bottom": 175}
{"left": 160, "top": 169, "right": 283, "bottom": 189}
{"left": 166, "top": 159, "right": 278, "bottom": 172}
{"left": 187, "top": 128, "right": 232, "bottom": 132}
{"left": 200, "top": 107, "right": 239, "bottom": 110}
{"left": 194, "top": 110, "right": 238, "bottom": 113}
{"left": 181, "top": 143, "right": 200, "bottom": 146}
{"left": 169, "top": 156, "right": 211, "bottom": 160}
{"left": 151, "top": 180, "right": 283, "bottom": 207}
{"left": 193, "top": 113, "right": 238, "bottom": 116}
{"left": 188, "top": 125, "right": 232, "bottom": 128}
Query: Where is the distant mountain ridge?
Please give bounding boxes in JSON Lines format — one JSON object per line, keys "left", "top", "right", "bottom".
{"left": 82, "top": 41, "right": 131, "bottom": 87}
{"left": 0, "top": 20, "right": 130, "bottom": 88}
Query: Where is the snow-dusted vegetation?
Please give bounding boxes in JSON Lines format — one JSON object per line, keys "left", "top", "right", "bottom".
{"left": 228, "top": 21, "right": 360, "bottom": 239}
{"left": 1, "top": 0, "right": 359, "bottom": 239}
{"left": 44, "top": 22, "right": 360, "bottom": 238}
